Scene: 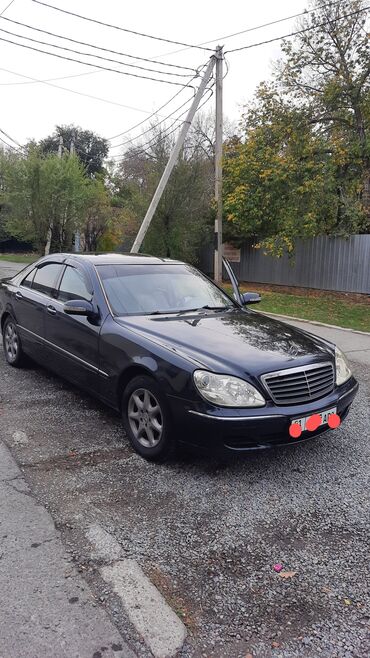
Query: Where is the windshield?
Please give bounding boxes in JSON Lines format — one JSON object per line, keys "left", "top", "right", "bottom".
{"left": 96, "top": 264, "right": 236, "bottom": 315}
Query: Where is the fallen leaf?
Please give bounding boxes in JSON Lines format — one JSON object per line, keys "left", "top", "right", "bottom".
{"left": 245, "top": 654, "right": 254, "bottom": 658}
{"left": 271, "top": 641, "right": 280, "bottom": 648}
{"left": 279, "top": 571, "right": 297, "bottom": 579}
{"left": 343, "top": 598, "right": 352, "bottom": 605}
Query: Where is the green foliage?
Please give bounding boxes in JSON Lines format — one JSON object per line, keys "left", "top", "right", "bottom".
{"left": 223, "top": 0, "right": 370, "bottom": 254}
{"left": 112, "top": 123, "right": 214, "bottom": 264}
{"left": 38, "top": 124, "right": 109, "bottom": 177}
{"left": 4, "top": 149, "right": 88, "bottom": 253}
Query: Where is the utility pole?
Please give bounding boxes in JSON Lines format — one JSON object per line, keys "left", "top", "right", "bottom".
{"left": 214, "top": 45, "right": 223, "bottom": 283}
{"left": 131, "top": 55, "right": 216, "bottom": 253}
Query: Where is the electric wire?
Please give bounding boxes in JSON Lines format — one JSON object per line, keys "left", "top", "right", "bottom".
{"left": 109, "top": 77, "right": 217, "bottom": 160}
{"left": 0, "top": 26, "right": 196, "bottom": 78}
{"left": 0, "top": 125, "right": 22, "bottom": 148}
{"left": 111, "top": 55, "right": 228, "bottom": 152}
{"left": 0, "top": 0, "right": 15, "bottom": 17}
{"left": 109, "top": 89, "right": 215, "bottom": 161}
{"left": 107, "top": 60, "right": 210, "bottom": 141}
{"left": 132, "top": 0, "right": 345, "bottom": 60}
{"left": 0, "top": 35, "right": 199, "bottom": 87}
{"left": 109, "top": 94, "right": 196, "bottom": 149}
{"left": 30, "top": 0, "right": 214, "bottom": 52}
{"left": 177, "top": 0, "right": 346, "bottom": 51}
{"left": 0, "top": 68, "right": 100, "bottom": 85}
{"left": 226, "top": 5, "right": 370, "bottom": 53}
{"left": 0, "top": 67, "right": 185, "bottom": 114}
{"left": 0, "top": 16, "right": 196, "bottom": 72}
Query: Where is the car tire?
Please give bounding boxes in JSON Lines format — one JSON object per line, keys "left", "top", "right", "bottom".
{"left": 2, "top": 316, "right": 26, "bottom": 368}
{"left": 122, "top": 375, "right": 175, "bottom": 461}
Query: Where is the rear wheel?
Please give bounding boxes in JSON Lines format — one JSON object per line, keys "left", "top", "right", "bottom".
{"left": 122, "top": 375, "right": 175, "bottom": 461}
{"left": 2, "top": 317, "right": 26, "bottom": 367}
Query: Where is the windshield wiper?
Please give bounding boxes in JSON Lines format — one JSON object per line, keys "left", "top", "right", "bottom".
{"left": 149, "top": 305, "right": 229, "bottom": 316}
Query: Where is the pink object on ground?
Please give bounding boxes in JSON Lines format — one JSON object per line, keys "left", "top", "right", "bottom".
{"left": 273, "top": 564, "right": 283, "bottom": 572}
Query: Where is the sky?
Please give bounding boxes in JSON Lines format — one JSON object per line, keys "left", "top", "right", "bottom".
{"left": 0, "top": 0, "right": 308, "bottom": 155}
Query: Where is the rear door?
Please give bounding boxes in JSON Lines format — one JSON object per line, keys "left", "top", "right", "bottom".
{"left": 43, "top": 263, "right": 101, "bottom": 393}
{"left": 12, "top": 262, "right": 64, "bottom": 362}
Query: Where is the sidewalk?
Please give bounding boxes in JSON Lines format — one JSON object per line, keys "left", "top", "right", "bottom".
{"left": 263, "top": 312, "right": 370, "bottom": 365}
{"left": 0, "top": 442, "right": 135, "bottom": 658}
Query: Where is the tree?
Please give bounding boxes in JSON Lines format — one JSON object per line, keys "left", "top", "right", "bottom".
{"left": 223, "top": 0, "right": 370, "bottom": 253}
{"left": 112, "top": 119, "right": 215, "bottom": 263}
{"left": 82, "top": 177, "right": 114, "bottom": 252}
{"left": 5, "top": 150, "right": 88, "bottom": 254}
{"left": 39, "top": 125, "right": 109, "bottom": 177}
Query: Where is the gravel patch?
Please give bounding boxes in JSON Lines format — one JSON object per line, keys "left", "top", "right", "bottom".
{"left": 0, "top": 350, "right": 369, "bottom": 658}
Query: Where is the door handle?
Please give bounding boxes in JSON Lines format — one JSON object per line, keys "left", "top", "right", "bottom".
{"left": 47, "top": 305, "right": 57, "bottom": 315}
{"left": 15, "top": 291, "right": 23, "bottom": 300}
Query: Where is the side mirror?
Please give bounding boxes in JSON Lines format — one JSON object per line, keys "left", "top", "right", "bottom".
{"left": 63, "top": 299, "right": 95, "bottom": 316}
{"left": 241, "top": 292, "right": 262, "bottom": 305}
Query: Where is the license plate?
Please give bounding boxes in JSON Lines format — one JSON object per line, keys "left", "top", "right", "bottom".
{"left": 292, "top": 407, "right": 337, "bottom": 432}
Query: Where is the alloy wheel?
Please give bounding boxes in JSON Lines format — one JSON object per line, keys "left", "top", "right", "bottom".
{"left": 127, "top": 388, "right": 163, "bottom": 448}
{"left": 4, "top": 321, "right": 19, "bottom": 363}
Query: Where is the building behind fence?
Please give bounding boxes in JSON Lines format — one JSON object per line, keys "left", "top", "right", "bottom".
{"left": 200, "top": 234, "right": 370, "bottom": 294}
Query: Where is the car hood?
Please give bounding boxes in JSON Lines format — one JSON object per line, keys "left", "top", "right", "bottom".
{"left": 116, "top": 309, "right": 334, "bottom": 378}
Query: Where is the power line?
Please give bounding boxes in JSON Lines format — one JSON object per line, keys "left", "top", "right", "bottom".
{"left": 109, "top": 82, "right": 216, "bottom": 160}
{"left": 30, "top": 0, "right": 214, "bottom": 52}
{"left": 133, "top": 0, "right": 345, "bottom": 60}
{"left": 0, "top": 66, "right": 190, "bottom": 115}
{"left": 0, "top": 16, "right": 196, "bottom": 73}
{"left": 0, "top": 135, "right": 19, "bottom": 151}
{"left": 0, "top": 125, "right": 22, "bottom": 148}
{"left": 226, "top": 5, "right": 370, "bottom": 53}
{"left": 0, "top": 25, "right": 195, "bottom": 78}
{"left": 0, "top": 68, "right": 100, "bottom": 85}
{"left": 109, "top": 94, "right": 196, "bottom": 149}
{"left": 107, "top": 61, "right": 210, "bottom": 141}
{"left": 181, "top": 0, "right": 345, "bottom": 50}
{"left": 0, "top": 0, "right": 15, "bottom": 17}
{"left": 0, "top": 35, "right": 199, "bottom": 87}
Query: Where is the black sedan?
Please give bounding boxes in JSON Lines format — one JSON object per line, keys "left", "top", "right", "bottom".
{"left": 0, "top": 253, "right": 358, "bottom": 460}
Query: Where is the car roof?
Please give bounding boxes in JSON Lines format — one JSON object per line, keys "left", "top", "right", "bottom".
{"left": 38, "top": 253, "right": 185, "bottom": 266}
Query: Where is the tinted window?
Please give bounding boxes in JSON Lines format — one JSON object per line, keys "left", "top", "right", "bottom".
{"left": 32, "top": 263, "right": 64, "bottom": 296}
{"left": 58, "top": 266, "right": 91, "bottom": 302}
{"left": 97, "top": 264, "right": 235, "bottom": 315}
{"left": 21, "top": 268, "right": 36, "bottom": 289}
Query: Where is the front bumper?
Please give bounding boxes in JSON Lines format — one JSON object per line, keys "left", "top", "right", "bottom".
{"left": 169, "top": 377, "right": 359, "bottom": 453}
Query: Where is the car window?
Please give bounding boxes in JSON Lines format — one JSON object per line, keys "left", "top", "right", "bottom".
{"left": 96, "top": 264, "right": 235, "bottom": 315}
{"left": 32, "top": 263, "right": 64, "bottom": 296}
{"left": 21, "top": 268, "right": 36, "bottom": 289}
{"left": 57, "top": 266, "right": 92, "bottom": 303}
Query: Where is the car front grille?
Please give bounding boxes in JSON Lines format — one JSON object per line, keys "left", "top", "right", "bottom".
{"left": 261, "top": 362, "right": 335, "bottom": 406}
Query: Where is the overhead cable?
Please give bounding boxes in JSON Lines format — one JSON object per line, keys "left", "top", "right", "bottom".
{"left": 0, "top": 66, "right": 186, "bottom": 115}
{"left": 0, "top": 16, "right": 196, "bottom": 72}
{"left": 226, "top": 5, "right": 370, "bottom": 53}
{"left": 0, "top": 26, "right": 195, "bottom": 77}
{"left": 29, "top": 0, "right": 214, "bottom": 51}
{"left": 107, "top": 61, "right": 210, "bottom": 141}
{"left": 0, "top": 35, "right": 199, "bottom": 86}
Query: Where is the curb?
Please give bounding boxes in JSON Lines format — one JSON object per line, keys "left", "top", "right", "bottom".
{"left": 260, "top": 312, "right": 370, "bottom": 336}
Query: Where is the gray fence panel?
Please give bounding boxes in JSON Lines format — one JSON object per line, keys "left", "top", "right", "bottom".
{"left": 201, "top": 235, "right": 370, "bottom": 294}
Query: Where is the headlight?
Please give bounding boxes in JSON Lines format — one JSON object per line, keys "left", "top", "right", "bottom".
{"left": 193, "top": 370, "right": 265, "bottom": 407}
{"left": 335, "top": 347, "right": 352, "bottom": 386}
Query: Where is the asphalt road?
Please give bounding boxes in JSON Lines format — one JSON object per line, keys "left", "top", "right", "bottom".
{"left": 0, "top": 345, "right": 369, "bottom": 657}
